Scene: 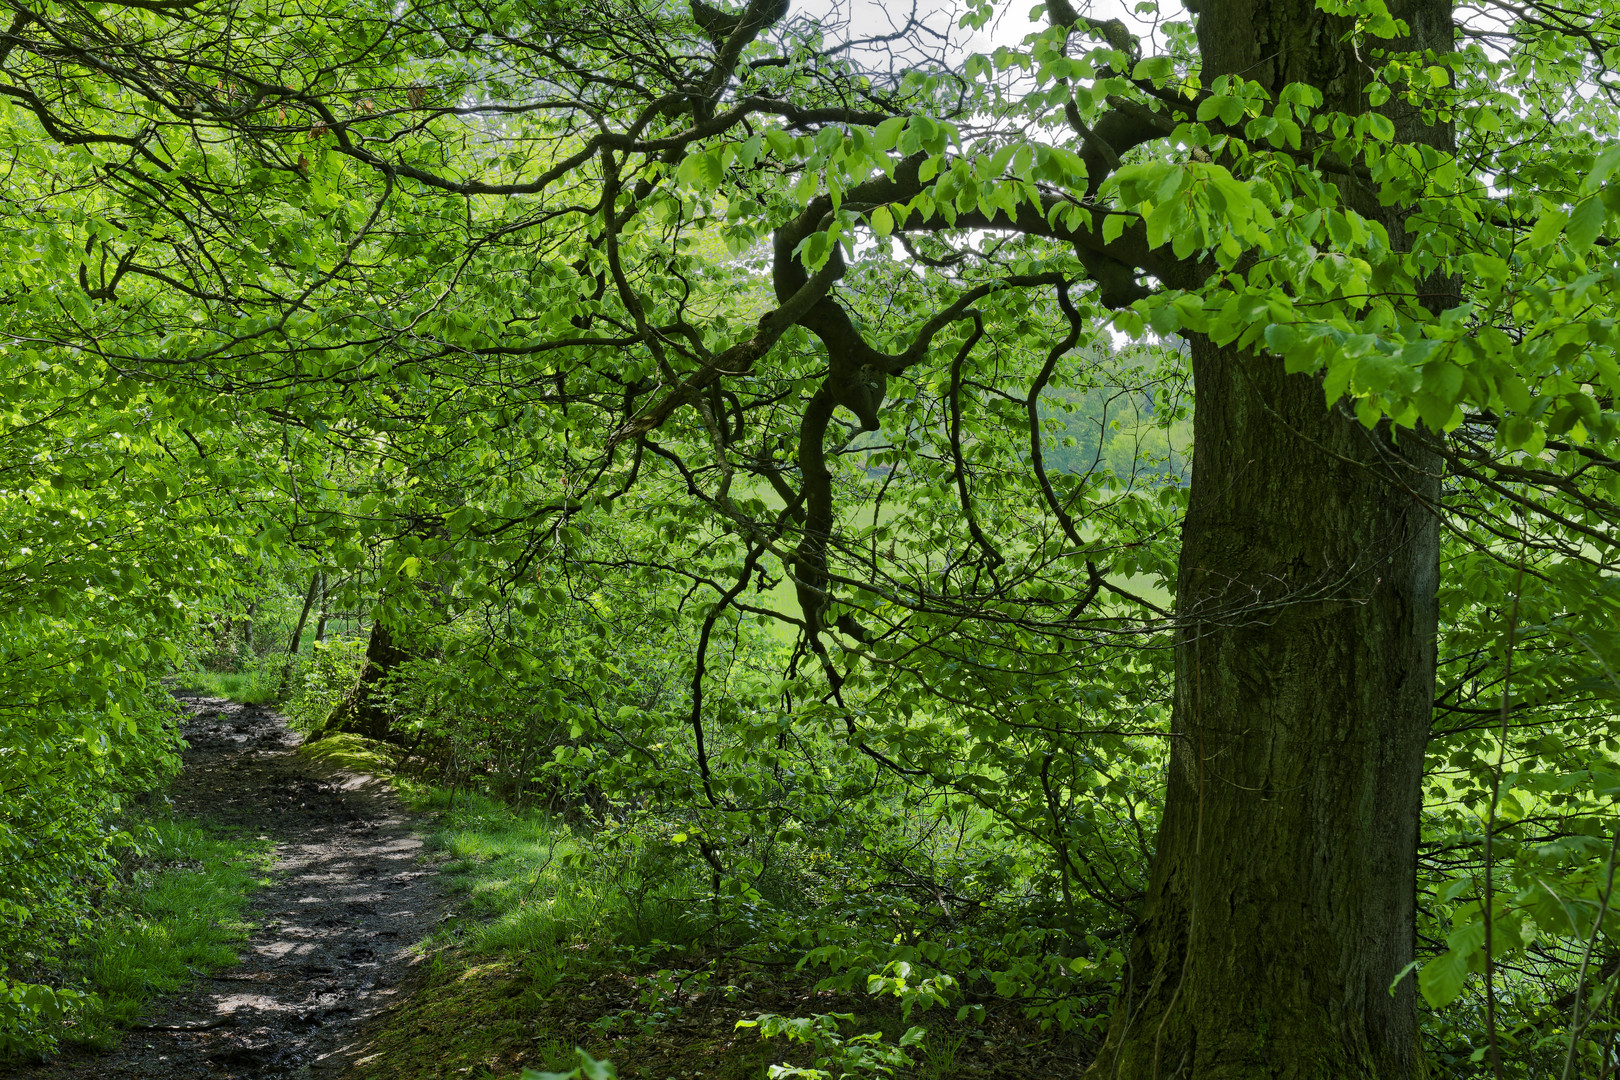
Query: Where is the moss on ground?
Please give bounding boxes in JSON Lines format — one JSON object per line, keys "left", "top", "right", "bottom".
{"left": 347, "top": 956, "right": 544, "bottom": 1080}
{"left": 294, "top": 731, "right": 400, "bottom": 775}
{"left": 346, "top": 950, "right": 779, "bottom": 1080}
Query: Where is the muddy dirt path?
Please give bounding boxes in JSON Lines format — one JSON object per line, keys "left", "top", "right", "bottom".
{"left": 12, "top": 694, "right": 443, "bottom": 1080}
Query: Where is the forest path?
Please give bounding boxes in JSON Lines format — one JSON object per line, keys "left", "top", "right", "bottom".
{"left": 16, "top": 694, "right": 443, "bottom": 1080}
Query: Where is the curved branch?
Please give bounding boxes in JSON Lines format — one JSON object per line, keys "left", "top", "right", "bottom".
{"left": 946, "top": 312, "right": 1004, "bottom": 568}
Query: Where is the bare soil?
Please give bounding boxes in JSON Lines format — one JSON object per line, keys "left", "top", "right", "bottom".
{"left": 9, "top": 693, "right": 444, "bottom": 1080}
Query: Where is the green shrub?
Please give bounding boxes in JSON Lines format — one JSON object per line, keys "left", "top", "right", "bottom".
{"left": 0, "top": 684, "right": 183, "bottom": 1059}
{"left": 0, "top": 813, "right": 270, "bottom": 1061}
{"left": 283, "top": 637, "right": 368, "bottom": 729}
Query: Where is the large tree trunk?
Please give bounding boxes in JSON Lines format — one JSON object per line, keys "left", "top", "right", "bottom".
{"left": 1089, "top": 340, "right": 1442, "bottom": 1078}
{"left": 1086, "top": 0, "right": 1452, "bottom": 1075}
{"left": 312, "top": 617, "right": 410, "bottom": 743}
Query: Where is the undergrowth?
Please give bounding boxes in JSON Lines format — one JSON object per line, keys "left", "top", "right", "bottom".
{"left": 203, "top": 682, "right": 1082, "bottom": 1079}
{"left": 345, "top": 785, "right": 785, "bottom": 1080}
{"left": 347, "top": 781, "right": 1074, "bottom": 1080}
{"left": 419, "top": 788, "right": 700, "bottom": 968}
{"left": 5, "top": 814, "right": 272, "bottom": 1059}
{"left": 176, "top": 635, "right": 369, "bottom": 723}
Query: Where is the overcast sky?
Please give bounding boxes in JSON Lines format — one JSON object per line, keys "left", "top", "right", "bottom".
{"left": 799, "top": 0, "right": 1188, "bottom": 70}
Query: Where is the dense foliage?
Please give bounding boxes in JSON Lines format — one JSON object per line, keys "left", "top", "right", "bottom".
{"left": 1, "top": 0, "right": 1618, "bottom": 1072}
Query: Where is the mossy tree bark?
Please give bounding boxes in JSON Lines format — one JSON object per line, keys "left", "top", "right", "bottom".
{"left": 1088, "top": 339, "right": 1443, "bottom": 1078}
{"left": 315, "top": 617, "right": 411, "bottom": 743}
{"left": 1085, "top": 0, "right": 1453, "bottom": 1075}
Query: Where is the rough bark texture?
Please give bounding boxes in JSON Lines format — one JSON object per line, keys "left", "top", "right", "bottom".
{"left": 1085, "top": 0, "right": 1452, "bottom": 1075}
{"left": 1088, "top": 343, "right": 1442, "bottom": 1079}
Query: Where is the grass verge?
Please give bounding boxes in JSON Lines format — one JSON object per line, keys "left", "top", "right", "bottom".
{"left": 29, "top": 814, "right": 274, "bottom": 1054}
{"left": 342, "top": 787, "right": 1003, "bottom": 1080}
{"left": 173, "top": 669, "right": 282, "bottom": 706}
{"left": 343, "top": 788, "right": 785, "bottom": 1080}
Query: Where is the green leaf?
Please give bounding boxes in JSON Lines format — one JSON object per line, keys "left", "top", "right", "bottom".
{"left": 764, "top": 129, "right": 798, "bottom": 159}
{"left": 1498, "top": 374, "right": 1532, "bottom": 414}
{"left": 1418, "top": 949, "right": 1469, "bottom": 1007}
{"left": 1148, "top": 303, "right": 1180, "bottom": 336}
{"left": 873, "top": 115, "right": 908, "bottom": 152}
{"left": 1500, "top": 415, "right": 1535, "bottom": 450}
{"left": 1528, "top": 208, "right": 1568, "bottom": 250}
{"left": 1566, "top": 196, "right": 1606, "bottom": 253}
{"left": 1355, "top": 396, "right": 1383, "bottom": 427}
{"left": 1415, "top": 393, "right": 1455, "bottom": 432}
{"left": 1582, "top": 144, "right": 1620, "bottom": 196}
{"left": 1263, "top": 322, "right": 1299, "bottom": 354}
{"left": 1131, "top": 55, "right": 1173, "bottom": 81}
{"left": 1322, "top": 358, "right": 1353, "bottom": 401}
{"left": 1419, "top": 359, "right": 1463, "bottom": 402}
{"left": 1101, "top": 211, "right": 1128, "bottom": 245}
{"left": 1154, "top": 166, "right": 1185, "bottom": 204}
{"left": 676, "top": 152, "right": 714, "bottom": 190}
{"left": 522, "top": 1055, "right": 616, "bottom": 1080}
{"left": 1144, "top": 199, "right": 1179, "bottom": 251}
{"left": 870, "top": 205, "right": 894, "bottom": 236}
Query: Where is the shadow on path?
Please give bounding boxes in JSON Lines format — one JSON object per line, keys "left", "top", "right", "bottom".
{"left": 11, "top": 694, "right": 444, "bottom": 1080}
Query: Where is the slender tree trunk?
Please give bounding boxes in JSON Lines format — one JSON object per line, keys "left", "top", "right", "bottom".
{"left": 286, "top": 571, "right": 320, "bottom": 656}
{"left": 314, "top": 572, "right": 329, "bottom": 643}
{"left": 1086, "top": 0, "right": 1452, "bottom": 1075}
{"left": 278, "top": 571, "right": 322, "bottom": 696}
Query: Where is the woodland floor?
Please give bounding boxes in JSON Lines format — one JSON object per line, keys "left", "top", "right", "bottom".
{"left": 8, "top": 695, "right": 1097, "bottom": 1080}
{"left": 9, "top": 694, "right": 445, "bottom": 1080}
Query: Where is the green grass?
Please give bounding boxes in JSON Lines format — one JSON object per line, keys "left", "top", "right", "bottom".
{"left": 178, "top": 670, "right": 280, "bottom": 704}
{"left": 174, "top": 659, "right": 287, "bottom": 705}
{"left": 63, "top": 815, "right": 274, "bottom": 1048}
{"left": 415, "top": 790, "right": 700, "bottom": 986}
{"left": 344, "top": 786, "right": 731, "bottom": 1080}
